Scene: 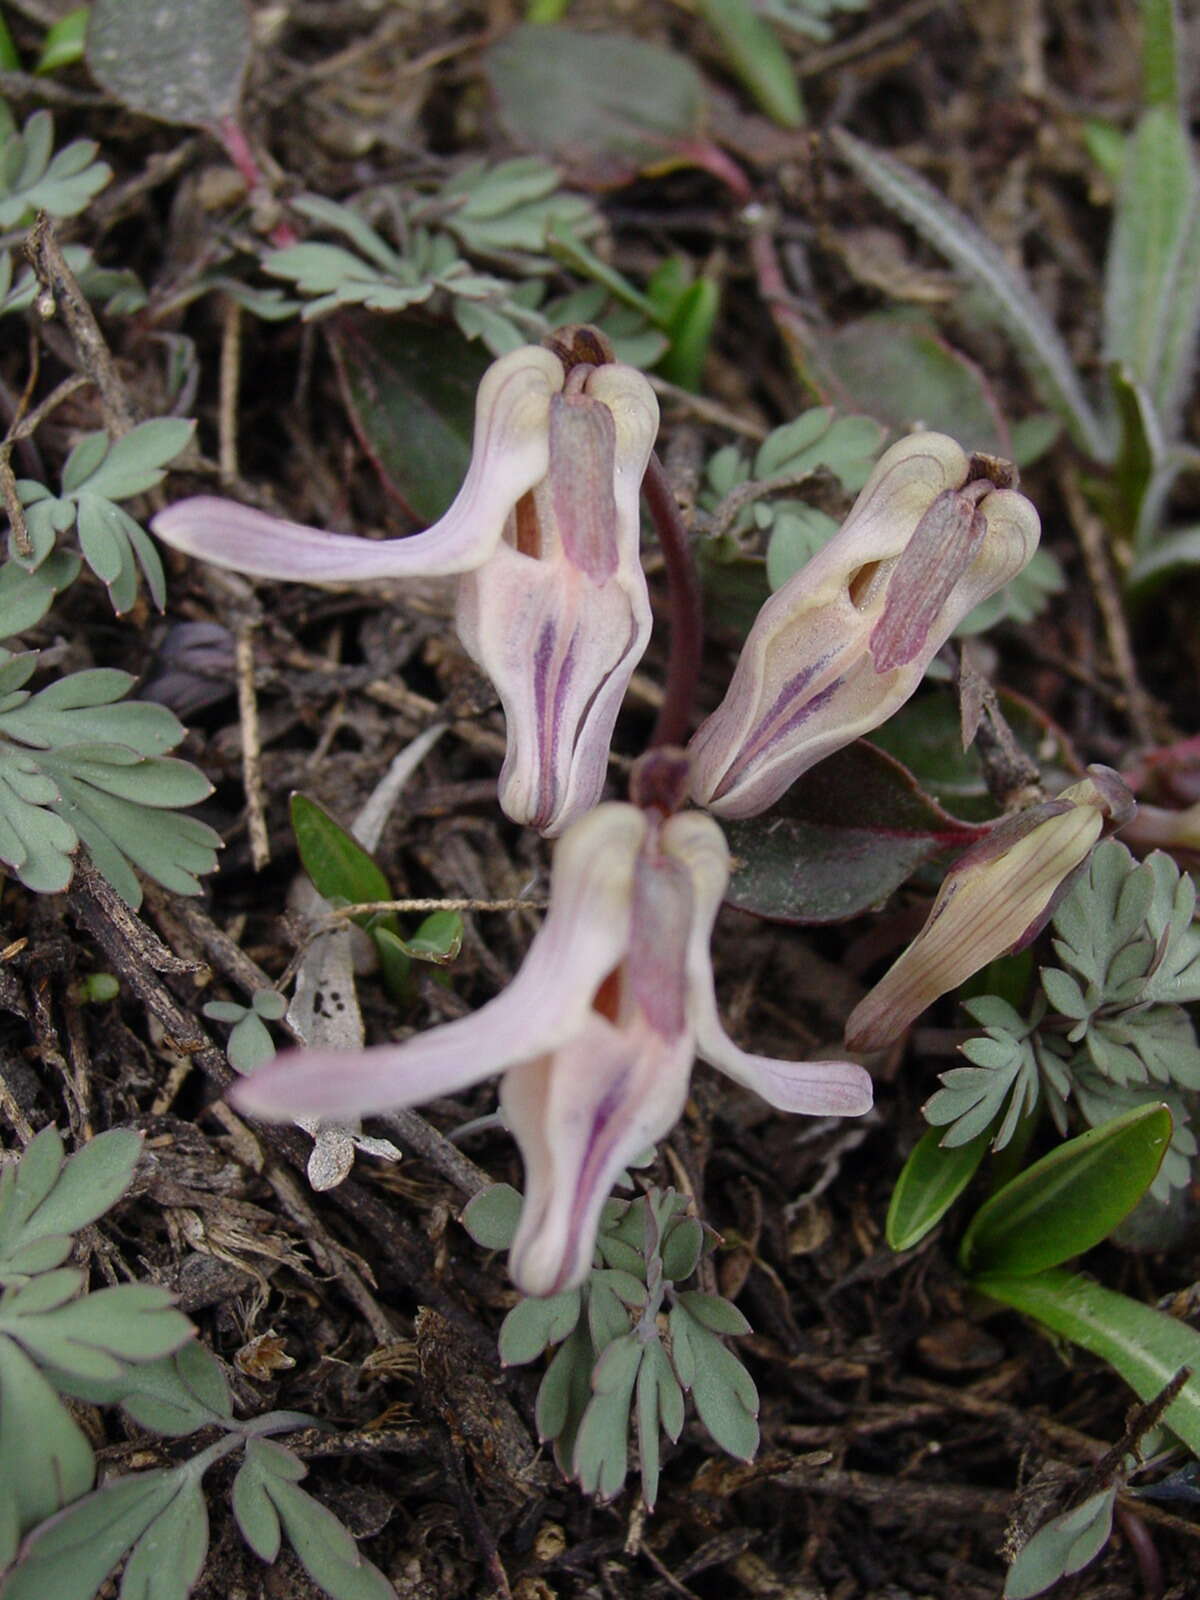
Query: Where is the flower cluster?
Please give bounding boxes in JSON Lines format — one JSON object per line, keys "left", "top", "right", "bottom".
{"left": 149, "top": 327, "right": 1084, "bottom": 1297}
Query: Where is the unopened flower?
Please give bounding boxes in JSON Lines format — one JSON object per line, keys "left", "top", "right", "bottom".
{"left": 151, "top": 330, "right": 658, "bottom": 835}
{"left": 231, "top": 798, "right": 872, "bottom": 1297}
{"left": 689, "top": 434, "right": 1041, "bottom": 819}
{"left": 844, "top": 766, "right": 1135, "bottom": 1052}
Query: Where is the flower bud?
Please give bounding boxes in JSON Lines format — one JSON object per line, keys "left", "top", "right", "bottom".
{"left": 844, "top": 766, "right": 1135, "bottom": 1051}
{"left": 689, "top": 434, "right": 1041, "bottom": 819}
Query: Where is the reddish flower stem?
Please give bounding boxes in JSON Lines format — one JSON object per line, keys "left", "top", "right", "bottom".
{"left": 215, "top": 116, "right": 298, "bottom": 248}
{"left": 642, "top": 451, "right": 703, "bottom": 751}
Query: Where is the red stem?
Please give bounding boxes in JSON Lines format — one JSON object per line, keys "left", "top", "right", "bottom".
{"left": 642, "top": 451, "right": 703, "bottom": 751}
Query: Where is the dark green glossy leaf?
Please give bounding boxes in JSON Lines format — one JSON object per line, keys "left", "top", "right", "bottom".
{"left": 973, "top": 1268, "right": 1200, "bottom": 1455}
{"left": 697, "top": 0, "right": 803, "bottom": 127}
{"left": 291, "top": 793, "right": 391, "bottom": 911}
{"left": 724, "top": 740, "right": 984, "bottom": 923}
{"left": 820, "top": 311, "right": 1011, "bottom": 455}
{"left": 868, "top": 688, "right": 1076, "bottom": 822}
{"left": 886, "top": 1124, "right": 992, "bottom": 1251}
{"left": 35, "top": 7, "right": 89, "bottom": 75}
{"left": 960, "top": 1102, "right": 1172, "bottom": 1275}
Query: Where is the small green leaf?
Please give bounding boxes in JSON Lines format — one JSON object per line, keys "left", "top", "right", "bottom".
{"left": 960, "top": 1102, "right": 1173, "bottom": 1275}
{"left": 973, "top": 1268, "right": 1200, "bottom": 1456}
{"left": 677, "top": 1317, "right": 759, "bottom": 1461}
{"left": 0, "top": 1336, "right": 94, "bottom": 1555}
{"left": 232, "top": 1453, "right": 281, "bottom": 1562}
{"left": 460, "top": 1183, "right": 523, "bottom": 1250}
{"left": 886, "top": 1124, "right": 992, "bottom": 1251}
{"left": 2, "top": 1282, "right": 194, "bottom": 1379}
{"left": 1004, "top": 1485, "right": 1117, "bottom": 1599}
{"left": 290, "top": 793, "right": 391, "bottom": 912}
{"left": 0, "top": 1471, "right": 182, "bottom": 1600}
{"left": 535, "top": 1320, "right": 593, "bottom": 1459}
{"left": 499, "top": 1289, "right": 582, "bottom": 1366}
{"left": 653, "top": 274, "right": 719, "bottom": 392}
{"left": 35, "top": 6, "right": 90, "bottom": 75}
{"left": 247, "top": 1438, "right": 397, "bottom": 1600}
{"left": 573, "top": 1332, "right": 641, "bottom": 1499}
{"left": 673, "top": 1291, "right": 751, "bottom": 1337}
{"left": 225, "top": 1012, "right": 277, "bottom": 1074}
{"left": 697, "top": 0, "right": 804, "bottom": 127}
{"left": 660, "top": 1216, "right": 703, "bottom": 1283}
{"left": 118, "top": 1475, "right": 209, "bottom": 1600}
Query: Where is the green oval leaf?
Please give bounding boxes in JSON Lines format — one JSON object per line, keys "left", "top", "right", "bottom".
{"left": 886, "top": 1124, "right": 992, "bottom": 1251}
{"left": 290, "top": 792, "right": 391, "bottom": 911}
{"left": 973, "top": 1268, "right": 1200, "bottom": 1456}
{"left": 960, "top": 1102, "right": 1172, "bottom": 1276}
{"left": 86, "top": 0, "right": 250, "bottom": 126}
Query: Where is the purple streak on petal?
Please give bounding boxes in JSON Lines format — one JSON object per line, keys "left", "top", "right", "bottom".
{"left": 504, "top": 1016, "right": 693, "bottom": 1296}
{"left": 713, "top": 672, "right": 845, "bottom": 800}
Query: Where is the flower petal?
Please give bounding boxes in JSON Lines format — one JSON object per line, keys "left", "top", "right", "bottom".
{"left": 456, "top": 547, "right": 650, "bottom": 833}
{"left": 844, "top": 770, "right": 1130, "bottom": 1051}
{"left": 689, "top": 435, "right": 1040, "bottom": 819}
{"left": 151, "top": 346, "right": 563, "bottom": 582}
{"left": 230, "top": 803, "right": 648, "bottom": 1123}
{"left": 455, "top": 363, "right": 656, "bottom": 835}
{"left": 503, "top": 1013, "right": 693, "bottom": 1296}
{"left": 661, "top": 810, "right": 874, "bottom": 1116}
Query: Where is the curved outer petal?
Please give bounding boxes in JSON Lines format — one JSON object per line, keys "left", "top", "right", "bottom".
{"left": 457, "top": 547, "right": 649, "bottom": 833}
{"left": 230, "top": 803, "right": 648, "bottom": 1123}
{"left": 455, "top": 364, "right": 657, "bottom": 835}
{"left": 661, "top": 812, "right": 874, "bottom": 1116}
{"left": 150, "top": 346, "right": 563, "bottom": 582}
{"left": 503, "top": 1013, "right": 694, "bottom": 1297}
{"left": 689, "top": 435, "right": 1040, "bottom": 820}
{"left": 844, "top": 772, "right": 1125, "bottom": 1051}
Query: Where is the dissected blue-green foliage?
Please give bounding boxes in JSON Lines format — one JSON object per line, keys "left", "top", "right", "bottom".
{"left": 926, "top": 840, "right": 1200, "bottom": 1201}
{"left": 462, "top": 1180, "right": 758, "bottom": 1508}
{"left": 0, "top": 1126, "right": 397, "bottom": 1600}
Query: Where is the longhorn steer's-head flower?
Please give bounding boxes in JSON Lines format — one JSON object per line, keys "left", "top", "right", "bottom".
{"left": 151, "top": 330, "right": 658, "bottom": 835}
{"left": 844, "top": 766, "right": 1135, "bottom": 1051}
{"left": 688, "top": 433, "right": 1041, "bottom": 820}
{"left": 231, "top": 798, "right": 873, "bottom": 1297}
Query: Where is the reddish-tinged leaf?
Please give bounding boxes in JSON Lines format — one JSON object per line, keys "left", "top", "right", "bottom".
{"left": 485, "top": 26, "right": 708, "bottom": 188}
{"left": 816, "top": 312, "right": 1011, "bottom": 456}
{"left": 327, "top": 317, "right": 492, "bottom": 525}
{"left": 724, "top": 740, "right": 986, "bottom": 923}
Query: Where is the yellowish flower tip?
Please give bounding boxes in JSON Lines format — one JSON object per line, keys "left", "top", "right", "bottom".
{"left": 843, "top": 765, "right": 1135, "bottom": 1053}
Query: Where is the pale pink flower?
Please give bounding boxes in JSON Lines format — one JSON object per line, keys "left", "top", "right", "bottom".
{"left": 231, "top": 800, "right": 872, "bottom": 1296}
{"left": 151, "top": 336, "right": 658, "bottom": 835}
